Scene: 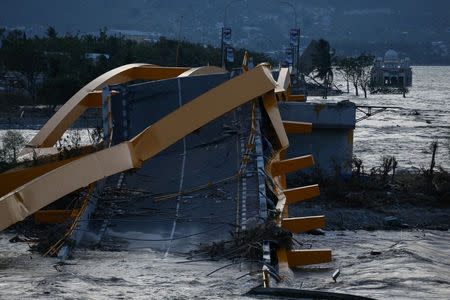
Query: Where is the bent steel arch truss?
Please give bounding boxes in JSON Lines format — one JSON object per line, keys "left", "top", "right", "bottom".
{"left": 1, "top": 63, "right": 331, "bottom": 272}
{"left": 21, "top": 64, "right": 193, "bottom": 153}
{"left": 0, "top": 66, "right": 275, "bottom": 231}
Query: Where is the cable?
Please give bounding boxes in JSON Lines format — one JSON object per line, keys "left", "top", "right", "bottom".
{"left": 105, "top": 224, "right": 229, "bottom": 242}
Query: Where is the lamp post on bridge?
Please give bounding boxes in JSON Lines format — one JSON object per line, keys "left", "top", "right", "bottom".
{"left": 221, "top": 0, "right": 247, "bottom": 69}
{"left": 279, "top": 1, "right": 297, "bottom": 28}
{"left": 279, "top": 1, "right": 300, "bottom": 79}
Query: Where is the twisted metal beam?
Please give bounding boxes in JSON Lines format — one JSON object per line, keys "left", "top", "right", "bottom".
{"left": 0, "top": 65, "right": 276, "bottom": 232}
{"left": 20, "top": 64, "right": 190, "bottom": 155}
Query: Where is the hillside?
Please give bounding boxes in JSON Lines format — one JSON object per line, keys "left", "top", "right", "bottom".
{"left": 0, "top": 0, "right": 449, "bottom": 64}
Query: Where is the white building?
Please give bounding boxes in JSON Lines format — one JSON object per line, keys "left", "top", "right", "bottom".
{"left": 371, "top": 49, "right": 412, "bottom": 87}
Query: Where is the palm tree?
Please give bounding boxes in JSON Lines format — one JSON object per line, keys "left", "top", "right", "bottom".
{"left": 311, "top": 39, "right": 334, "bottom": 99}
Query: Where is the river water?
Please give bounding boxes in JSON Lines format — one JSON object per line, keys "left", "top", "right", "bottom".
{"left": 1, "top": 66, "right": 449, "bottom": 170}
{"left": 1, "top": 230, "right": 449, "bottom": 299}
{"left": 311, "top": 65, "right": 450, "bottom": 171}
{"left": 0, "top": 66, "right": 449, "bottom": 299}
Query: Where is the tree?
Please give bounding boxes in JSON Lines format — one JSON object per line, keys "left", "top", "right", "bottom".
{"left": 37, "top": 74, "right": 82, "bottom": 108}
{"left": 1, "top": 130, "right": 25, "bottom": 162}
{"left": 349, "top": 58, "right": 360, "bottom": 96}
{"left": 335, "top": 56, "right": 354, "bottom": 93}
{"left": 311, "top": 39, "right": 335, "bottom": 99}
{"left": 0, "top": 30, "right": 45, "bottom": 103}
{"left": 1, "top": 26, "right": 273, "bottom": 106}
{"left": 356, "top": 53, "right": 374, "bottom": 98}
{"left": 46, "top": 26, "right": 57, "bottom": 39}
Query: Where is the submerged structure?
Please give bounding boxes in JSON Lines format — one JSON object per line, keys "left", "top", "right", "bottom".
{"left": 0, "top": 57, "right": 356, "bottom": 287}
{"left": 371, "top": 49, "right": 412, "bottom": 87}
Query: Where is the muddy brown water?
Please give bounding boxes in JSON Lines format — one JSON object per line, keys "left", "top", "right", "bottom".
{"left": 1, "top": 230, "right": 449, "bottom": 299}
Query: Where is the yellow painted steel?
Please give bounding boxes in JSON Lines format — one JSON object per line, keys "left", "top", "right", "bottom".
{"left": 276, "top": 247, "right": 292, "bottom": 279}
{"left": 0, "top": 142, "right": 140, "bottom": 231}
{"left": 274, "top": 67, "right": 306, "bottom": 102}
{"left": 80, "top": 90, "right": 119, "bottom": 108}
{"left": 236, "top": 60, "right": 327, "bottom": 270}
{"left": 262, "top": 269, "right": 270, "bottom": 288}
{"left": 284, "top": 184, "right": 320, "bottom": 204}
{"left": 9, "top": 65, "right": 224, "bottom": 199}
{"left": 1, "top": 59, "right": 331, "bottom": 270}
{"left": 20, "top": 64, "right": 190, "bottom": 154}
{"left": 44, "top": 183, "right": 95, "bottom": 257}
{"left": 242, "top": 51, "right": 250, "bottom": 71}
{"left": 286, "top": 249, "right": 332, "bottom": 267}
{"left": 177, "top": 66, "right": 227, "bottom": 77}
{"left": 261, "top": 67, "right": 330, "bottom": 270}
{"left": 282, "top": 121, "right": 312, "bottom": 134}
{"left": 282, "top": 216, "right": 326, "bottom": 233}
{"left": 262, "top": 92, "right": 289, "bottom": 149}
{"left": 103, "top": 87, "right": 113, "bottom": 147}
{"left": 274, "top": 68, "right": 290, "bottom": 95}
{"left": 127, "top": 66, "right": 190, "bottom": 80}
{"left": 286, "top": 94, "right": 306, "bottom": 102}
{"left": 259, "top": 71, "right": 328, "bottom": 272}
{"left": 34, "top": 209, "right": 77, "bottom": 224}
{"left": 0, "top": 154, "right": 90, "bottom": 197}
{"left": 270, "top": 155, "right": 314, "bottom": 177}
{"left": 131, "top": 66, "right": 276, "bottom": 162}
{"left": 0, "top": 66, "right": 276, "bottom": 232}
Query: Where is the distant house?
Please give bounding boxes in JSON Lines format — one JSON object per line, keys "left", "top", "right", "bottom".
{"left": 109, "top": 29, "right": 150, "bottom": 43}
{"left": 85, "top": 53, "right": 110, "bottom": 64}
{"left": 371, "top": 49, "right": 412, "bottom": 87}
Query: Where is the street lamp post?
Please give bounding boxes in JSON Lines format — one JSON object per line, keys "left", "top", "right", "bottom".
{"left": 221, "top": 0, "right": 246, "bottom": 69}
{"left": 279, "top": 1, "right": 297, "bottom": 28}
{"left": 279, "top": 1, "right": 300, "bottom": 81}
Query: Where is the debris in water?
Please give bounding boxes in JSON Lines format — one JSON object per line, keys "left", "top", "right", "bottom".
{"left": 332, "top": 269, "right": 341, "bottom": 282}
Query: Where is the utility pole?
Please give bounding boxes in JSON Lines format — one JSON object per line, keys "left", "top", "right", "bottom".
{"left": 280, "top": 1, "right": 300, "bottom": 81}
{"left": 221, "top": 0, "right": 246, "bottom": 69}
{"left": 175, "top": 16, "right": 183, "bottom": 67}
{"left": 221, "top": 27, "right": 232, "bottom": 69}
{"left": 221, "top": 27, "right": 224, "bottom": 69}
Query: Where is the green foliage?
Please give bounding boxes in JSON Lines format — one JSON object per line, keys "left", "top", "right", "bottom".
{"left": 46, "top": 26, "right": 57, "bottom": 39}
{"left": 37, "top": 74, "right": 83, "bottom": 107}
{"left": 311, "top": 39, "right": 335, "bottom": 98}
{"left": 0, "top": 30, "right": 46, "bottom": 102}
{"left": 312, "top": 39, "right": 334, "bottom": 82}
{"left": 0, "top": 27, "right": 272, "bottom": 106}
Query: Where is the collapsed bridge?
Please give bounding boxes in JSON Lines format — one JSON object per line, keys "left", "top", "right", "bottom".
{"left": 0, "top": 58, "right": 331, "bottom": 286}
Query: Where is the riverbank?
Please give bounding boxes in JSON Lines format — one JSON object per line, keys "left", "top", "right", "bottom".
{"left": 288, "top": 167, "right": 450, "bottom": 231}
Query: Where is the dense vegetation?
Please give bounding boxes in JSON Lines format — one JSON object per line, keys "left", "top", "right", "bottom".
{"left": 0, "top": 27, "right": 272, "bottom": 106}
{"left": 308, "top": 39, "right": 376, "bottom": 99}
{"left": 1, "top": 1, "right": 449, "bottom": 65}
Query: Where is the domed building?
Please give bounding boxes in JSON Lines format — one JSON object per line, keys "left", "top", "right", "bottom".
{"left": 371, "top": 49, "right": 412, "bottom": 87}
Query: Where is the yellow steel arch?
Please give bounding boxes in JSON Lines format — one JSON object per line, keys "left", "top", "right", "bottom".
{"left": 0, "top": 63, "right": 331, "bottom": 271}
{"left": 178, "top": 66, "right": 226, "bottom": 77}
{"left": 0, "top": 65, "right": 276, "bottom": 232}
{"left": 8, "top": 65, "right": 227, "bottom": 197}
{"left": 21, "top": 64, "right": 191, "bottom": 154}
